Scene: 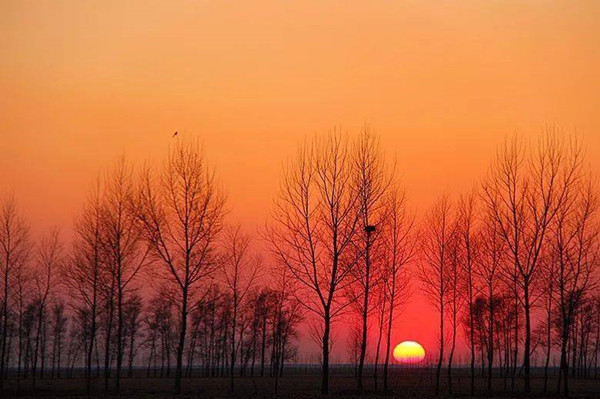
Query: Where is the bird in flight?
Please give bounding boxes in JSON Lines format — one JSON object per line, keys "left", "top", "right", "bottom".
{"left": 173, "top": 131, "right": 178, "bottom": 137}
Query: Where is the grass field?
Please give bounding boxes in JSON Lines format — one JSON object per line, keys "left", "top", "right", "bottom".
{"left": 2, "top": 368, "right": 600, "bottom": 398}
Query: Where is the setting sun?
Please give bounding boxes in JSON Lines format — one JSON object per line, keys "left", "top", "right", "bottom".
{"left": 393, "top": 341, "right": 426, "bottom": 364}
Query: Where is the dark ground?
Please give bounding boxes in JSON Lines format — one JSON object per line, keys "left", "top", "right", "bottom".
{"left": 2, "top": 368, "right": 599, "bottom": 398}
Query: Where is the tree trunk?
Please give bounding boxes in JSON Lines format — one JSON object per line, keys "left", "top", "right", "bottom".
{"left": 543, "top": 294, "right": 552, "bottom": 393}
{"left": 321, "top": 310, "right": 331, "bottom": 395}
{"left": 357, "top": 232, "right": 371, "bottom": 391}
{"left": 115, "top": 284, "right": 123, "bottom": 392}
{"left": 383, "top": 287, "right": 395, "bottom": 392}
{"left": 447, "top": 331, "right": 456, "bottom": 395}
{"left": 128, "top": 321, "right": 135, "bottom": 378}
{"left": 260, "top": 313, "right": 267, "bottom": 377}
{"left": 523, "top": 282, "right": 531, "bottom": 393}
{"left": 104, "top": 278, "right": 115, "bottom": 393}
{"left": 86, "top": 262, "right": 98, "bottom": 394}
{"left": 511, "top": 282, "right": 519, "bottom": 392}
{"left": 174, "top": 285, "right": 188, "bottom": 394}
{"left": 373, "top": 289, "right": 386, "bottom": 391}
{"left": 487, "top": 284, "right": 494, "bottom": 392}
{"left": 447, "top": 288, "right": 457, "bottom": 395}
{"left": 32, "top": 305, "right": 45, "bottom": 389}
{"left": 560, "top": 331, "right": 569, "bottom": 396}
{"left": 0, "top": 256, "right": 10, "bottom": 391}
{"left": 467, "top": 262, "right": 475, "bottom": 395}
{"left": 436, "top": 300, "right": 444, "bottom": 395}
{"left": 230, "top": 296, "right": 237, "bottom": 392}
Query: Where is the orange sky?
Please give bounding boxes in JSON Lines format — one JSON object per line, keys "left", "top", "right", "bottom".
{"left": 1, "top": 1, "right": 599, "bottom": 360}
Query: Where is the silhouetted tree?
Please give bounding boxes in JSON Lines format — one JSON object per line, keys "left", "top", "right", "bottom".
{"left": 551, "top": 171, "right": 598, "bottom": 395}
{"left": 13, "top": 250, "right": 31, "bottom": 393}
{"left": 101, "top": 158, "right": 146, "bottom": 392}
{"left": 418, "top": 195, "right": 454, "bottom": 395}
{"left": 31, "top": 228, "right": 63, "bottom": 387}
{"left": 50, "top": 301, "right": 67, "bottom": 379}
{"left": 474, "top": 213, "right": 505, "bottom": 391}
{"left": 352, "top": 128, "right": 392, "bottom": 391}
{"left": 66, "top": 178, "right": 104, "bottom": 393}
{"left": 482, "top": 132, "right": 583, "bottom": 393}
{"left": 457, "top": 192, "right": 478, "bottom": 394}
{"left": 382, "top": 187, "right": 416, "bottom": 391}
{"left": 125, "top": 293, "right": 143, "bottom": 377}
{"left": 539, "top": 252, "right": 556, "bottom": 393}
{"left": 267, "top": 131, "right": 361, "bottom": 394}
{"left": 137, "top": 139, "right": 226, "bottom": 393}
{"left": 0, "top": 194, "right": 30, "bottom": 390}
{"left": 446, "top": 227, "right": 463, "bottom": 395}
{"left": 220, "top": 225, "right": 258, "bottom": 391}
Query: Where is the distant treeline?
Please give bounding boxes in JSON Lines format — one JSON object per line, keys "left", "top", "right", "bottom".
{"left": 0, "top": 128, "right": 598, "bottom": 397}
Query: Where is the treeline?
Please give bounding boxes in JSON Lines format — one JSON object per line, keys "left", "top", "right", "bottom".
{"left": 264, "top": 128, "right": 599, "bottom": 396}
{"left": 0, "top": 142, "right": 301, "bottom": 395}
{"left": 417, "top": 134, "right": 600, "bottom": 396}
{"left": 0, "top": 129, "right": 598, "bottom": 397}
{"left": 265, "top": 129, "right": 416, "bottom": 394}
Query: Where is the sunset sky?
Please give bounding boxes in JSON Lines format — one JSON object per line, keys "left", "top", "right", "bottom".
{"left": 1, "top": 1, "right": 599, "bottom": 360}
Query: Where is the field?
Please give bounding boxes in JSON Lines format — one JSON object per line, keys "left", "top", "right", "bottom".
{"left": 3, "top": 368, "right": 600, "bottom": 398}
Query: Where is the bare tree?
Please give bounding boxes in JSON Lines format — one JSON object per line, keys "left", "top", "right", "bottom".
{"left": 445, "top": 227, "right": 463, "bottom": 395}
{"left": 418, "top": 195, "right": 453, "bottom": 395}
{"left": 457, "top": 192, "right": 478, "bottom": 394}
{"left": 372, "top": 269, "right": 387, "bottom": 391}
{"left": 481, "top": 132, "right": 583, "bottom": 393}
{"left": 347, "top": 316, "right": 362, "bottom": 377}
{"left": 65, "top": 179, "right": 103, "bottom": 394}
{"left": 539, "top": 250, "right": 555, "bottom": 394}
{"left": 100, "top": 256, "right": 116, "bottom": 392}
{"left": 269, "top": 264, "right": 302, "bottom": 389}
{"left": 551, "top": 172, "right": 598, "bottom": 395}
{"left": 101, "top": 158, "right": 146, "bottom": 392}
{"left": 266, "top": 131, "right": 361, "bottom": 394}
{"left": 136, "top": 139, "right": 226, "bottom": 393}
{"left": 125, "top": 293, "right": 143, "bottom": 377}
{"left": 12, "top": 240, "right": 32, "bottom": 393}
{"left": 474, "top": 211, "right": 505, "bottom": 391}
{"left": 50, "top": 301, "right": 67, "bottom": 379}
{"left": 0, "top": 194, "right": 30, "bottom": 390}
{"left": 220, "top": 224, "right": 258, "bottom": 392}
{"left": 31, "top": 228, "right": 63, "bottom": 387}
{"left": 255, "top": 288, "right": 276, "bottom": 377}
{"left": 144, "top": 290, "right": 178, "bottom": 378}
{"left": 352, "top": 128, "right": 392, "bottom": 390}
{"left": 381, "top": 187, "right": 416, "bottom": 391}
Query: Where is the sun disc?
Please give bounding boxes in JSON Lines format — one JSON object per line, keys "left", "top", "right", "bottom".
{"left": 393, "top": 341, "right": 425, "bottom": 364}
